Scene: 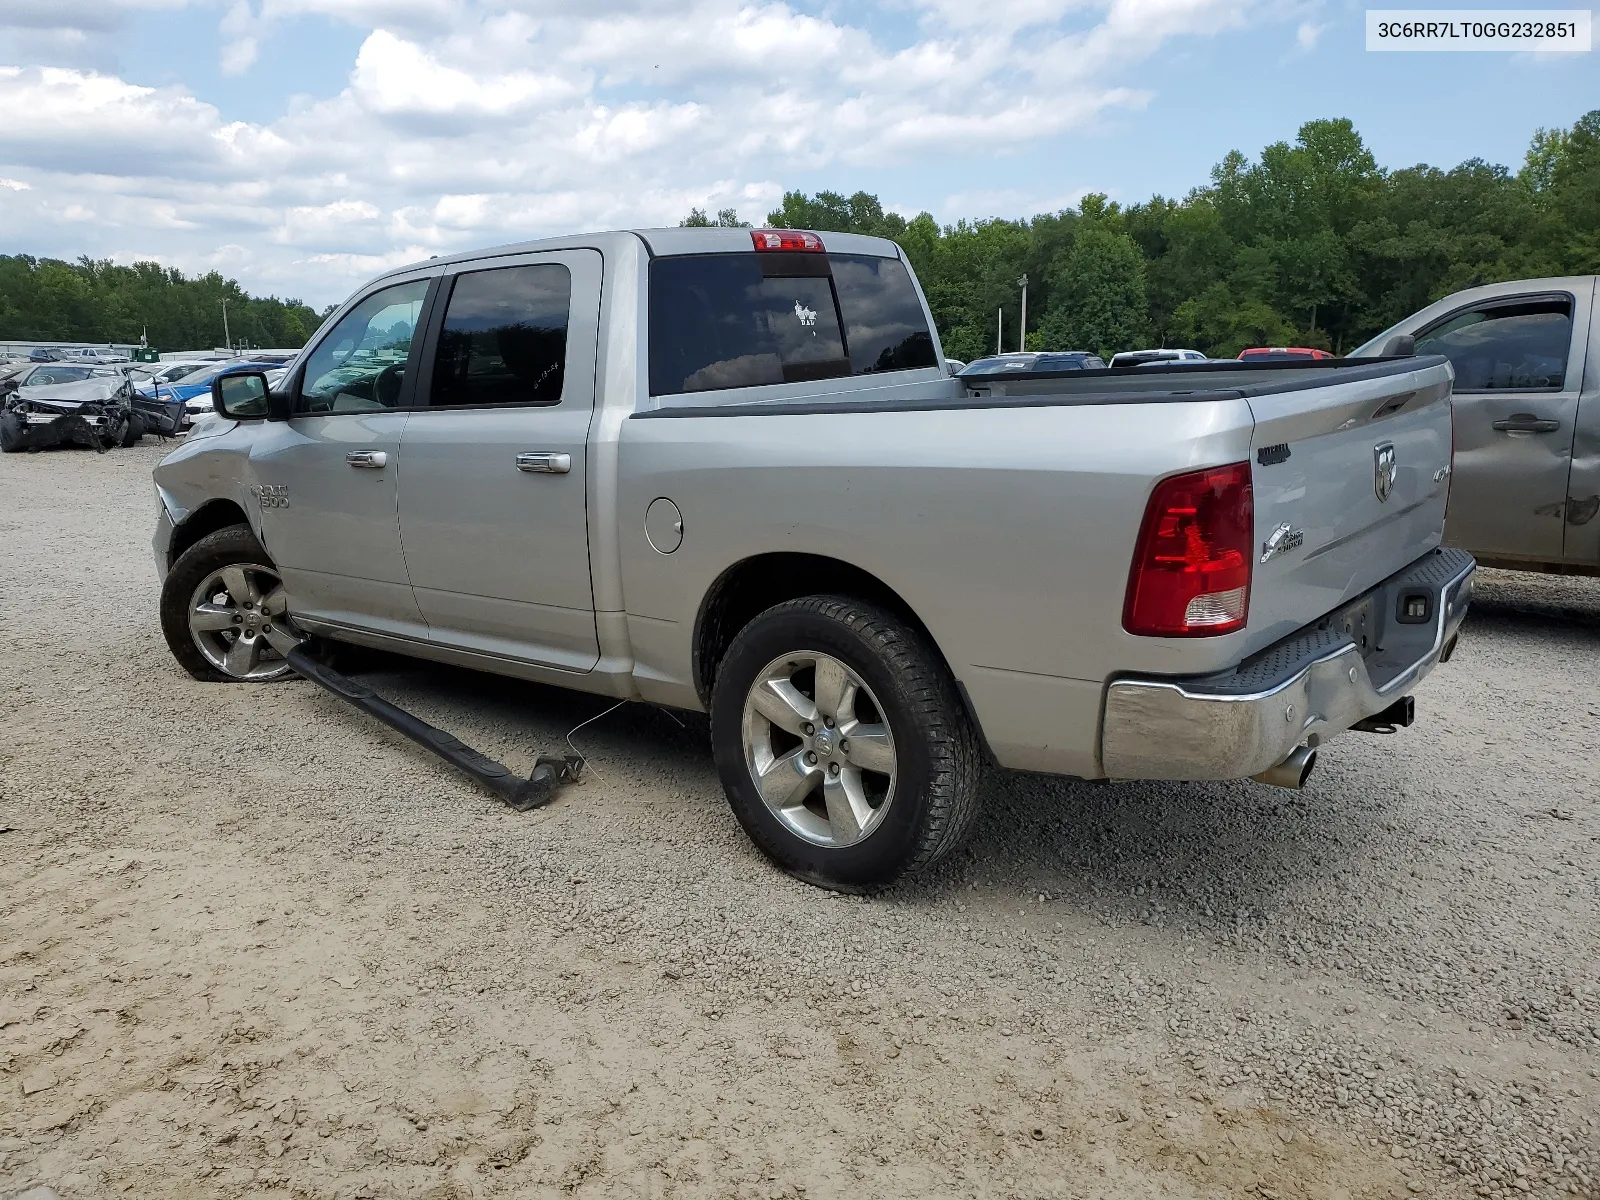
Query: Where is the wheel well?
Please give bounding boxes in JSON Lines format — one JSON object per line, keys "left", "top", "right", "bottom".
{"left": 168, "top": 500, "right": 251, "bottom": 568}
{"left": 693, "top": 553, "right": 941, "bottom": 707}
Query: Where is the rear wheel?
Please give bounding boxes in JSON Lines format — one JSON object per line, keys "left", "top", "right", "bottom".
{"left": 710, "top": 595, "right": 982, "bottom": 891}
{"left": 159, "top": 524, "right": 302, "bottom": 682}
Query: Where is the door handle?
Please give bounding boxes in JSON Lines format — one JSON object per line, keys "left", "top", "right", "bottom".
{"left": 1491, "top": 414, "right": 1561, "bottom": 434}
{"left": 516, "top": 451, "right": 571, "bottom": 474}
{"left": 346, "top": 450, "right": 388, "bottom": 468}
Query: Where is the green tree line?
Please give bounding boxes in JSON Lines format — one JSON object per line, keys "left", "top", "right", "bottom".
{"left": 0, "top": 256, "right": 326, "bottom": 351}
{"left": 750, "top": 109, "right": 1600, "bottom": 361}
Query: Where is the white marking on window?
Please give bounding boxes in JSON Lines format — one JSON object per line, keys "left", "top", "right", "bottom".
{"left": 794, "top": 300, "right": 817, "bottom": 328}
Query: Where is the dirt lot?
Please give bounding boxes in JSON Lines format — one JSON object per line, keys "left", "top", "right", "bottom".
{"left": 1, "top": 440, "right": 1597, "bottom": 1200}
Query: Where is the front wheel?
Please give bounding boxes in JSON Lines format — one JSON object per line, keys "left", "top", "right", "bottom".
{"left": 0, "top": 411, "right": 24, "bottom": 452}
{"left": 159, "top": 524, "right": 302, "bottom": 682}
{"left": 119, "top": 412, "right": 144, "bottom": 448}
{"left": 710, "top": 595, "right": 982, "bottom": 891}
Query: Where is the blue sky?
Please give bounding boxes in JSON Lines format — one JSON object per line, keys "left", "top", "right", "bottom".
{"left": 0, "top": 0, "right": 1592, "bottom": 306}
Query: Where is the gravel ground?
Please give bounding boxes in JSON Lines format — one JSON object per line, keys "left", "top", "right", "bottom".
{"left": 1, "top": 440, "right": 1597, "bottom": 1200}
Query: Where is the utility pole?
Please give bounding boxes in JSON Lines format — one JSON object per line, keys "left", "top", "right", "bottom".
{"left": 1017, "top": 275, "right": 1029, "bottom": 352}
{"left": 221, "top": 299, "right": 231, "bottom": 350}
{"left": 996, "top": 308, "right": 1003, "bottom": 356}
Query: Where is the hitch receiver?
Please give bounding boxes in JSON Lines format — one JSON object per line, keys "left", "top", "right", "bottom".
{"left": 286, "top": 647, "right": 583, "bottom": 811}
{"left": 1351, "top": 694, "right": 1415, "bottom": 735}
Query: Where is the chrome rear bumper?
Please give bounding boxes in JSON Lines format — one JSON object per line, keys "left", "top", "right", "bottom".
{"left": 1100, "top": 547, "right": 1475, "bottom": 780}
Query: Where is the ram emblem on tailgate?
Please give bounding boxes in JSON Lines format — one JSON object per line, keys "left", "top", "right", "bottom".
{"left": 1374, "top": 443, "right": 1397, "bottom": 503}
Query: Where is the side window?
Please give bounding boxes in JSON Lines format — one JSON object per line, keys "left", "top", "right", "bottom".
{"left": 1414, "top": 297, "right": 1573, "bottom": 391}
{"left": 828, "top": 254, "right": 938, "bottom": 374}
{"left": 298, "top": 279, "right": 429, "bottom": 414}
{"left": 649, "top": 254, "right": 848, "bottom": 396}
{"left": 428, "top": 264, "right": 571, "bottom": 408}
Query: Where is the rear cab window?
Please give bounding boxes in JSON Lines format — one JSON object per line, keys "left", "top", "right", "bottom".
{"left": 648, "top": 250, "right": 937, "bottom": 399}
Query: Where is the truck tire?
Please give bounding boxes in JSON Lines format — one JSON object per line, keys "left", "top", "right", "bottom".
{"left": 159, "top": 524, "right": 299, "bottom": 683}
{"left": 0, "top": 412, "right": 24, "bottom": 452}
{"left": 119, "top": 412, "right": 144, "bottom": 448}
{"left": 710, "top": 595, "right": 982, "bottom": 891}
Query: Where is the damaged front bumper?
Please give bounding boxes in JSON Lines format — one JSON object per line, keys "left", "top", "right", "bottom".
{"left": 6, "top": 408, "right": 128, "bottom": 450}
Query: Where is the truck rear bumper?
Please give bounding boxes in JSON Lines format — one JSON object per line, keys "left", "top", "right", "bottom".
{"left": 1100, "top": 547, "right": 1475, "bottom": 781}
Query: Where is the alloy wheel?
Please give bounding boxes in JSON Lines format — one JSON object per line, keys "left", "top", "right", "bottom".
{"left": 186, "top": 563, "right": 301, "bottom": 681}
{"left": 740, "top": 651, "right": 897, "bottom": 848}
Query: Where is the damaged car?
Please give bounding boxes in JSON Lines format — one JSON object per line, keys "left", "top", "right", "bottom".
{"left": 1, "top": 362, "right": 120, "bottom": 399}
{"left": 1, "top": 374, "right": 150, "bottom": 452}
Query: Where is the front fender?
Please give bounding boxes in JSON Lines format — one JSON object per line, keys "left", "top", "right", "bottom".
{"left": 151, "top": 423, "right": 270, "bottom": 561}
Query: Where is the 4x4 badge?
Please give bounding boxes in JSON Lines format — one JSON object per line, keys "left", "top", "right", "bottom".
{"left": 1374, "top": 443, "right": 1397, "bottom": 503}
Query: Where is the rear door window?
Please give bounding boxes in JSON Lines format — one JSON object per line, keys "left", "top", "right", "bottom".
{"left": 1414, "top": 297, "right": 1573, "bottom": 391}
{"left": 428, "top": 264, "right": 572, "bottom": 408}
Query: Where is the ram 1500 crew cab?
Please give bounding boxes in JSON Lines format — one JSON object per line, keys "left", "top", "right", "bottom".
{"left": 151, "top": 227, "right": 1474, "bottom": 890}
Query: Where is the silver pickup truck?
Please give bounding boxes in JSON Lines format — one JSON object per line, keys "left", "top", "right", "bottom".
{"left": 151, "top": 227, "right": 1474, "bottom": 890}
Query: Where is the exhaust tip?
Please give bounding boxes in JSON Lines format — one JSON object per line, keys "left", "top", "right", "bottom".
{"left": 1252, "top": 744, "right": 1317, "bottom": 790}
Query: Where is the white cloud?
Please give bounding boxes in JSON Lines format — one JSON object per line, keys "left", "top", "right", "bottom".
{"left": 1296, "top": 20, "right": 1325, "bottom": 50}
{"left": 0, "top": 0, "right": 1286, "bottom": 305}
{"left": 220, "top": 1, "right": 261, "bottom": 74}
{"left": 351, "top": 28, "right": 585, "bottom": 116}
{"left": 0, "top": 0, "right": 194, "bottom": 71}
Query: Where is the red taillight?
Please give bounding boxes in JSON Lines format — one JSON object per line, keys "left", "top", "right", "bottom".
{"left": 751, "top": 229, "right": 825, "bottom": 252}
{"left": 1123, "top": 462, "right": 1254, "bottom": 637}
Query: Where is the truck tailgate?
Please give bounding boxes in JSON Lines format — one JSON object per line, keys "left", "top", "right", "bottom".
{"left": 1244, "top": 358, "right": 1455, "bottom": 652}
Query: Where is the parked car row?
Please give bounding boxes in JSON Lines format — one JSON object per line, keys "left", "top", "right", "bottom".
{"left": 957, "top": 346, "right": 1332, "bottom": 374}
{"left": 0, "top": 354, "right": 291, "bottom": 452}
{"left": 0, "top": 347, "right": 132, "bottom": 367}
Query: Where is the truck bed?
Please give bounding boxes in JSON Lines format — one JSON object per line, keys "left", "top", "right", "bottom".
{"left": 622, "top": 354, "right": 1456, "bottom": 775}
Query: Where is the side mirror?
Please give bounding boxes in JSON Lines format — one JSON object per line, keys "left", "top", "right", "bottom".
{"left": 1380, "top": 334, "right": 1416, "bottom": 358}
{"left": 213, "top": 371, "right": 270, "bottom": 419}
